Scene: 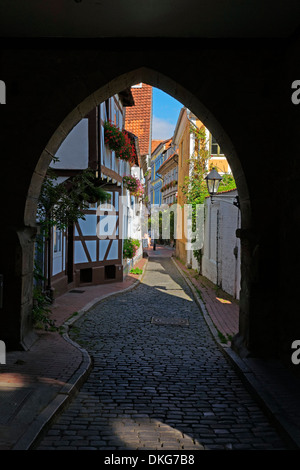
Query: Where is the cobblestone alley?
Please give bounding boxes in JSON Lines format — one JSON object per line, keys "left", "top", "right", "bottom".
{"left": 35, "top": 257, "right": 288, "bottom": 450}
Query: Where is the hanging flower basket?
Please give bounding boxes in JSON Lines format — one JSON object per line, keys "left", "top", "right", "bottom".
{"left": 123, "top": 175, "right": 144, "bottom": 197}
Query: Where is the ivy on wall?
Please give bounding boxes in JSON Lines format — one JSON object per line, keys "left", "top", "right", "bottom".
{"left": 180, "top": 124, "right": 236, "bottom": 266}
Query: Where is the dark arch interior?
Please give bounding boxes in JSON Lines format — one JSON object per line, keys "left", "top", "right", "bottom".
{"left": 1, "top": 41, "right": 298, "bottom": 372}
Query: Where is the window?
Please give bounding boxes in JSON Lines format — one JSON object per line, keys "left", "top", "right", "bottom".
{"left": 53, "top": 226, "right": 62, "bottom": 254}
{"left": 114, "top": 104, "right": 119, "bottom": 128}
{"left": 211, "top": 135, "right": 224, "bottom": 155}
{"left": 151, "top": 163, "right": 155, "bottom": 181}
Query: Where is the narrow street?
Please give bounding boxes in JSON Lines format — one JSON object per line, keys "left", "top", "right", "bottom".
{"left": 35, "top": 255, "right": 287, "bottom": 450}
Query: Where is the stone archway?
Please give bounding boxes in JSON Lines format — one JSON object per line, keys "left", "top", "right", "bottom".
{"left": 23, "top": 67, "right": 251, "bottom": 356}
{"left": 26, "top": 67, "right": 251, "bottom": 227}
{"left": 3, "top": 38, "right": 287, "bottom": 359}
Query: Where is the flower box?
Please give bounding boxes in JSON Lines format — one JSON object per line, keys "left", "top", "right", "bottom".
{"left": 104, "top": 120, "right": 125, "bottom": 152}
{"left": 104, "top": 121, "right": 137, "bottom": 165}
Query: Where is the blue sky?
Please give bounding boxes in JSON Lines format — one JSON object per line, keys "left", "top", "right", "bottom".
{"left": 152, "top": 87, "right": 183, "bottom": 141}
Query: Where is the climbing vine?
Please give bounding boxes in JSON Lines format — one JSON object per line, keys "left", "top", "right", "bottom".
{"left": 180, "top": 124, "right": 236, "bottom": 268}
{"left": 33, "top": 160, "right": 111, "bottom": 329}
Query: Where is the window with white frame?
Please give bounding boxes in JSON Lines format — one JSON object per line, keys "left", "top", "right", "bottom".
{"left": 53, "top": 226, "right": 62, "bottom": 254}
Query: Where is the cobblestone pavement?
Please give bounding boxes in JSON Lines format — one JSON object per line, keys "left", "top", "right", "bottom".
{"left": 35, "top": 258, "right": 288, "bottom": 450}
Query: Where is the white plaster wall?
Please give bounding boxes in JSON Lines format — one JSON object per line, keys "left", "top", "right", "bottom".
{"left": 219, "top": 198, "right": 241, "bottom": 298}
{"left": 202, "top": 190, "right": 241, "bottom": 299}
{"left": 52, "top": 119, "right": 89, "bottom": 169}
{"left": 202, "top": 201, "right": 218, "bottom": 285}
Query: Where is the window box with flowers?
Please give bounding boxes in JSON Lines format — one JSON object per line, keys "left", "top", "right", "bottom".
{"left": 123, "top": 175, "right": 144, "bottom": 198}
{"left": 104, "top": 120, "right": 125, "bottom": 152}
{"left": 116, "top": 131, "right": 136, "bottom": 165}
{"left": 104, "top": 121, "right": 137, "bottom": 165}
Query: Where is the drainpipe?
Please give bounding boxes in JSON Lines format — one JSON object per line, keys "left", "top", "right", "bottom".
{"left": 154, "top": 173, "right": 164, "bottom": 249}
{"left": 216, "top": 209, "right": 220, "bottom": 288}
{"left": 45, "top": 210, "right": 53, "bottom": 302}
{"left": 97, "top": 104, "right": 102, "bottom": 179}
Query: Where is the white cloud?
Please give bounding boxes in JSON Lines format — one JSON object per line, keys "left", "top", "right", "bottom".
{"left": 152, "top": 116, "right": 175, "bottom": 141}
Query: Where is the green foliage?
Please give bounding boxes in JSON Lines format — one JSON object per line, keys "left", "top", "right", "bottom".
{"left": 37, "top": 166, "right": 111, "bottom": 236}
{"left": 217, "top": 330, "right": 233, "bottom": 344}
{"left": 217, "top": 173, "right": 236, "bottom": 193}
{"left": 123, "top": 238, "right": 140, "bottom": 259}
{"left": 181, "top": 124, "right": 210, "bottom": 205}
{"left": 148, "top": 208, "right": 175, "bottom": 243}
{"left": 182, "top": 125, "right": 237, "bottom": 265}
{"left": 34, "top": 161, "right": 111, "bottom": 329}
{"left": 130, "top": 267, "right": 143, "bottom": 275}
{"left": 32, "top": 287, "right": 57, "bottom": 331}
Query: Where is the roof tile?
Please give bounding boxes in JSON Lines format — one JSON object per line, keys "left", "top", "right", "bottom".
{"left": 125, "top": 83, "right": 152, "bottom": 156}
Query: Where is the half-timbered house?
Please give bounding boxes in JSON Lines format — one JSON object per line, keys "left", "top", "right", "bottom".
{"left": 42, "top": 89, "right": 144, "bottom": 298}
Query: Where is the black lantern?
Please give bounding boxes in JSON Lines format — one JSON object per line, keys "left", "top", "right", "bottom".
{"left": 205, "top": 167, "right": 223, "bottom": 197}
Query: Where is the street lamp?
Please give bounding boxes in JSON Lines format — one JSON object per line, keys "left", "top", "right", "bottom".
{"left": 205, "top": 167, "right": 240, "bottom": 209}
{"left": 205, "top": 168, "right": 223, "bottom": 200}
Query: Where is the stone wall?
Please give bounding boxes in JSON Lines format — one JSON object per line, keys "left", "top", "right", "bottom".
{"left": 0, "top": 38, "right": 299, "bottom": 366}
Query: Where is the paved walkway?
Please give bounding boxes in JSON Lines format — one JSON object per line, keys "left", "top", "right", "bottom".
{"left": 34, "top": 251, "right": 287, "bottom": 450}
{"left": 0, "top": 245, "right": 300, "bottom": 450}
{"left": 0, "top": 257, "right": 146, "bottom": 450}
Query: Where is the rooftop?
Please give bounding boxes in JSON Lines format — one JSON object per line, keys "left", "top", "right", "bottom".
{"left": 151, "top": 137, "right": 172, "bottom": 156}
{"left": 125, "top": 83, "right": 153, "bottom": 157}
{"left": 158, "top": 152, "right": 179, "bottom": 172}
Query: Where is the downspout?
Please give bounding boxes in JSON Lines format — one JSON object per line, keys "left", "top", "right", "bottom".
{"left": 97, "top": 104, "right": 102, "bottom": 179}
{"left": 186, "top": 112, "right": 199, "bottom": 268}
{"left": 216, "top": 209, "right": 220, "bottom": 288}
{"left": 234, "top": 204, "right": 241, "bottom": 298}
